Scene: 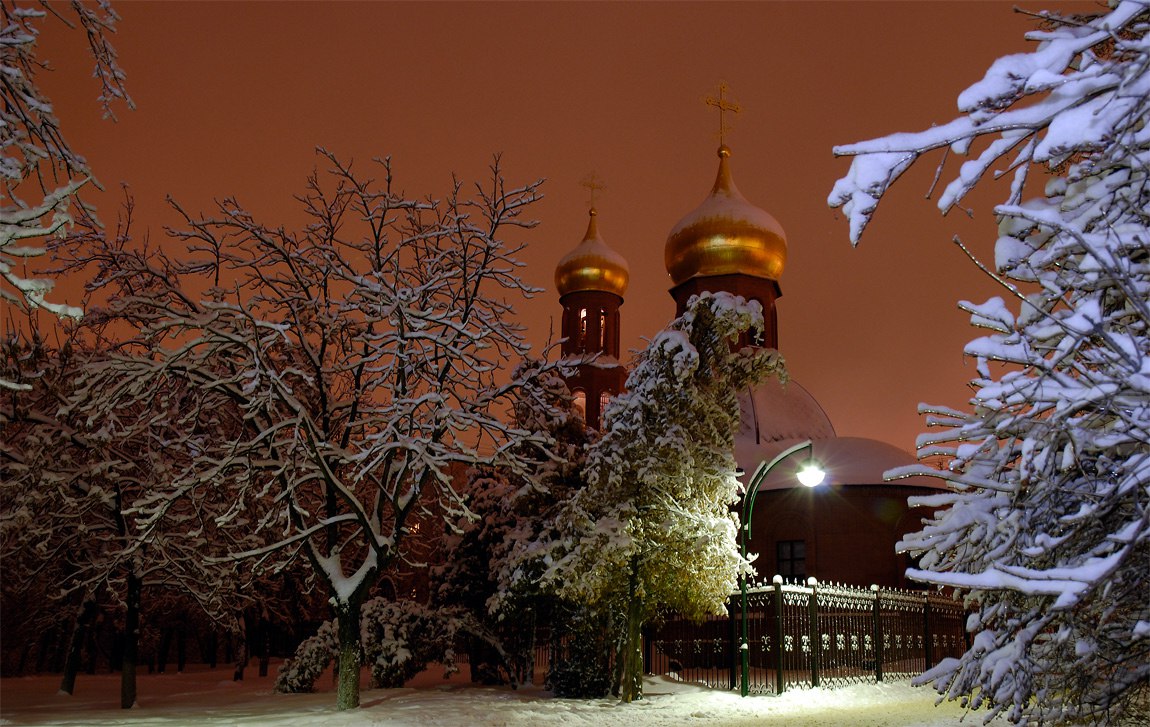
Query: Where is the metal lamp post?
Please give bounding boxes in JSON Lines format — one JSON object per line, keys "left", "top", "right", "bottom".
{"left": 739, "top": 439, "right": 825, "bottom": 697}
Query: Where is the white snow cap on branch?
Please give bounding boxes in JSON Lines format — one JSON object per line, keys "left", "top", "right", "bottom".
{"left": 830, "top": 0, "right": 1149, "bottom": 243}
{"left": 2, "top": 1, "right": 131, "bottom": 343}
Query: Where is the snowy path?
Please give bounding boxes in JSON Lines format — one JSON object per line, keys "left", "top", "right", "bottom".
{"left": 0, "top": 664, "right": 1000, "bottom": 727}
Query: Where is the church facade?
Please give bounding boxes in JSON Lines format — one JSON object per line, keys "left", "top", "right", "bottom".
{"left": 553, "top": 144, "right": 942, "bottom": 589}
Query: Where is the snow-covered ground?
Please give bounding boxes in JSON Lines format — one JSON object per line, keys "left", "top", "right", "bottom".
{"left": 0, "top": 662, "right": 1001, "bottom": 727}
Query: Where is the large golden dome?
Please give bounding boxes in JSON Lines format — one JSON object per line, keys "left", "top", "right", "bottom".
{"left": 555, "top": 208, "right": 630, "bottom": 298}
{"left": 665, "top": 145, "right": 787, "bottom": 286}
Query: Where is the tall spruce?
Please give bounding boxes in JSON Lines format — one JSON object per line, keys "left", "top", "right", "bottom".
{"left": 546, "top": 292, "right": 785, "bottom": 702}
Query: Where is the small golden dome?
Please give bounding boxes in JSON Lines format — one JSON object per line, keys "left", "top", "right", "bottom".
{"left": 665, "top": 145, "right": 787, "bottom": 286}
{"left": 555, "top": 208, "right": 630, "bottom": 298}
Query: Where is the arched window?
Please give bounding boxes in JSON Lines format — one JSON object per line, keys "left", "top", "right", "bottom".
{"left": 598, "top": 309, "right": 607, "bottom": 350}
{"left": 573, "top": 390, "right": 587, "bottom": 419}
{"left": 599, "top": 390, "right": 611, "bottom": 416}
{"left": 578, "top": 308, "right": 588, "bottom": 348}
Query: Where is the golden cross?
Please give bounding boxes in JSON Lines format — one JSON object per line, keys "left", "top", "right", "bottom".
{"left": 580, "top": 172, "right": 607, "bottom": 208}
{"left": 705, "top": 82, "right": 742, "bottom": 145}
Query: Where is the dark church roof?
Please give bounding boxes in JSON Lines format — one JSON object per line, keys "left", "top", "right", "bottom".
{"left": 737, "top": 377, "right": 836, "bottom": 446}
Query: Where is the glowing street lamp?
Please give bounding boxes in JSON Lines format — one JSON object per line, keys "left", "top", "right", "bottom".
{"left": 739, "top": 439, "right": 825, "bottom": 697}
{"left": 796, "top": 461, "right": 826, "bottom": 488}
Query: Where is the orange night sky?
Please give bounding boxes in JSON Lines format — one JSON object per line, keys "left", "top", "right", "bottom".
{"left": 29, "top": 1, "right": 1096, "bottom": 455}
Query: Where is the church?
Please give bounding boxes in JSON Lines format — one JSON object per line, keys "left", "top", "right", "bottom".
{"left": 552, "top": 141, "right": 943, "bottom": 590}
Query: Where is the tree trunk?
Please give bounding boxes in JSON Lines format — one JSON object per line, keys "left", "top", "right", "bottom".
{"left": 85, "top": 622, "right": 98, "bottom": 675}
{"left": 60, "top": 600, "right": 97, "bottom": 695}
{"left": 232, "top": 611, "right": 248, "bottom": 682}
{"left": 176, "top": 629, "right": 187, "bottom": 672}
{"left": 257, "top": 618, "right": 270, "bottom": 678}
{"left": 618, "top": 563, "right": 644, "bottom": 703}
{"left": 205, "top": 630, "right": 218, "bottom": 669}
{"left": 120, "top": 571, "right": 142, "bottom": 709}
{"left": 518, "top": 607, "right": 536, "bottom": 687}
{"left": 335, "top": 598, "right": 363, "bottom": 710}
{"left": 156, "top": 628, "right": 172, "bottom": 673}
{"left": 35, "top": 626, "right": 55, "bottom": 673}
{"left": 18, "top": 640, "right": 31, "bottom": 675}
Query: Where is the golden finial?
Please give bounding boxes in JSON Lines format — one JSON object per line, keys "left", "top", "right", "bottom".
{"left": 704, "top": 82, "right": 742, "bottom": 146}
{"left": 580, "top": 172, "right": 607, "bottom": 210}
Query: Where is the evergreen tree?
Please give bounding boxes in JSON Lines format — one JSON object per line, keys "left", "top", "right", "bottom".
{"left": 830, "top": 3, "right": 1149, "bottom": 723}
{"left": 434, "top": 366, "right": 595, "bottom": 688}
{"left": 546, "top": 292, "right": 785, "bottom": 702}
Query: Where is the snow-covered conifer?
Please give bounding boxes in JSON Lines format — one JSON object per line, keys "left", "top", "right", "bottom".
{"left": 546, "top": 292, "right": 785, "bottom": 702}
{"left": 830, "top": 3, "right": 1149, "bottom": 723}
{"left": 434, "top": 367, "right": 592, "bottom": 688}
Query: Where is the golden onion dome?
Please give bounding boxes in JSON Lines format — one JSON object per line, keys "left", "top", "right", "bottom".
{"left": 555, "top": 208, "right": 630, "bottom": 298}
{"left": 665, "top": 145, "right": 787, "bottom": 286}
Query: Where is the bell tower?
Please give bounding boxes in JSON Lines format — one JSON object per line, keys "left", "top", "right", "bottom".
{"left": 664, "top": 85, "right": 787, "bottom": 349}
{"left": 555, "top": 197, "right": 629, "bottom": 429}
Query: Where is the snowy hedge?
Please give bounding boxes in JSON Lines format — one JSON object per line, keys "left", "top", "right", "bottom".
{"left": 274, "top": 599, "right": 466, "bottom": 693}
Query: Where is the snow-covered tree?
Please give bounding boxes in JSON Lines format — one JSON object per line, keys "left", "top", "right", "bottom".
{"left": 0, "top": 334, "right": 252, "bottom": 706}
{"left": 434, "top": 366, "right": 591, "bottom": 688}
{"left": 0, "top": 334, "right": 87, "bottom": 678}
{"left": 0, "top": 0, "right": 131, "bottom": 372}
{"left": 829, "top": 2, "right": 1149, "bottom": 723}
{"left": 433, "top": 468, "right": 529, "bottom": 684}
{"left": 546, "top": 292, "right": 785, "bottom": 702}
{"left": 490, "top": 369, "right": 622, "bottom": 698}
{"left": 68, "top": 150, "right": 560, "bottom": 710}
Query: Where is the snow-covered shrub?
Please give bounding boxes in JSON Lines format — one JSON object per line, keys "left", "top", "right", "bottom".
{"left": 273, "top": 622, "right": 336, "bottom": 693}
{"left": 545, "top": 605, "right": 616, "bottom": 699}
{"left": 275, "top": 599, "right": 469, "bottom": 693}
{"left": 361, "top": 599, "right": 462, "bottom": 689}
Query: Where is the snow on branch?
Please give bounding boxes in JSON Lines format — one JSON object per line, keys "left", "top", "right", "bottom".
{"left": 832, "top": 2, "right": 1150, "bottom": 723}
{"left": 829, "top": 1, "right": 1149, "bottom": 244}
{"left": 59, "top": 150, "right": 565, "bottom": 708}
{"left": 1, "top": 1, "right": 132, "bottom": 332}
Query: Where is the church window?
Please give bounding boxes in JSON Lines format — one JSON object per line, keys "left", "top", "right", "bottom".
{"left": 578, "top": 308, "right": 588, "bottom": 348}
{"left": 599, "top": 390, "right": 611, "bottom": 416}
{"left": 573, "top": 390, "right": 587, "bottom": 419}
{"left": 598, "top": 309, "right": 607, "bottom": 349}
{"left": 777, "top": 539, "right": 806, "bottom": 582}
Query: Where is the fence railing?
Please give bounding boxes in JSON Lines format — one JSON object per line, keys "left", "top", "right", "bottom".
{"left": 646, "top": 578, "right": 967, "bottom": 694}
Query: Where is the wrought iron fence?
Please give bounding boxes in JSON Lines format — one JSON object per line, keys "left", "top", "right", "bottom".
{"left": 646, "top": 578, "right": 967, "bottom": 694}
